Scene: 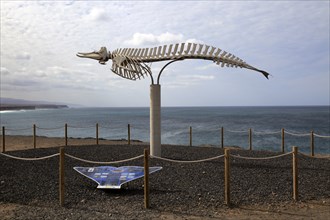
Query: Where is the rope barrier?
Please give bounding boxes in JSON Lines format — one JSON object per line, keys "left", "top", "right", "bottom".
{"left": 284, "top": 131, "right": 310, "bottom": 137}
{"left": 297, "top": 152, "right": 330, "bottom": 159}
{"left": 4, "top": 127, "right": 31, "bottom": 131}
{"left": 65, "top": 153, "right": 144, "bottom": 164}
{"left": 67, "top": 125, "right": 96, "bottom": 129}
{"left": 36, "top": 126, "right": 64, "bottom": 130}
{"left": 231, "top": 151, "right": 293, "bottom": 160}
{"left": 0, "top": 152, "right": 59, "bottom": 161}
{"left": 150, "top": 154, "right": 225, "bottom": 163}
{"left": 254, "top": 130, "right": 281, "bottom": 135}
{"left": 226, "top": 129, "right": 247, "bottom": 133}
{"left": 314, "top": 133, "right": 330, "bottom": 138}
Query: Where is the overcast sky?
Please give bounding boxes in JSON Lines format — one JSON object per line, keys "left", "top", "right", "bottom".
{"left": 1, "top": 1, "right": 329, "bottom": 107}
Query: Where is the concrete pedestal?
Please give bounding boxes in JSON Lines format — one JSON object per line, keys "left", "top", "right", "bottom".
{"left": 150, "top": 84, "right": 161, "bottom": 156}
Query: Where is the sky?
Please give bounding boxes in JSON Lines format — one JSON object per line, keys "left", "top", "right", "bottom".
{"left": 0, "top": 1, "right": 329, "bottom": 107}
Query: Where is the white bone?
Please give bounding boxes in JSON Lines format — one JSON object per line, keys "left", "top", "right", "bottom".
{"left": 161, "top": 45, "right": 167, "bottom": 57}
{"left": 157, "top": 46, "right": 162, "bottom": 58}
{"left": 153, "top": 47, "right": 157, "bottom": 58}
{"left": 184, "top": 43, "right": 192, "bottom": 55}
{"left": 214, "top": 48, "right": 222, "bottom": 57}
{"left": 144, "top": 48, "right": 149, "bottom": 58}
{"left": 148, "top": 48, "right": 153, "bottom": 59}
{"left": 177, "top": 43, "right": 185, "bottom": 56}
{"left": 209, "top": 47, "right": 216, "bottom": 56}
{"left": 172, "top": 43, "right": 179, "bottom": 56}
{"left": 196, "top": 44, "right": 204, "bottom": 55}
{"left": 166, "top": 44, "right": 173, "bottom": 57}
{"left": 190, "top": 43, "right": 197, "bottom": 55}
{"left": 202, "top": 45, "right": 210, "bottom": 56}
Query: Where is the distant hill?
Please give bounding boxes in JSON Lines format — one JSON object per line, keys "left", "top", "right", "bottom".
{"left": 0, "top": 97, "right": 69, "bottom": 111}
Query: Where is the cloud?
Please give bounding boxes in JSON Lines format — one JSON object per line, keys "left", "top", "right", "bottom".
{"left": 15, "top": 52, "right": 31, "bottom": 60}
{"left": 163, "top": 74, "right": 215, "bottom": 89}
{"left": 124, "top": 32, "right": 184, "bottom": 46}
{"left": 84, "top": 7, "right": 109, "bottom": 22}
{"left": 0, "top": 67, "right": 10, "bottom": 75}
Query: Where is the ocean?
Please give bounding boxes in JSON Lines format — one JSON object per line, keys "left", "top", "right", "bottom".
{"left": 0, "top": 106, "right": 329, "bottom": 154}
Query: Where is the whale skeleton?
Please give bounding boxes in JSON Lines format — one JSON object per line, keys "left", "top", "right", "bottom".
{"left": 77, "top": 43, "right": 269, "bottom": 82}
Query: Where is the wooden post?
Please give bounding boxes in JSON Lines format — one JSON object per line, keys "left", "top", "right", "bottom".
{"left": 65, "top": 123, "right": 68, "bottom": 146}
{"left": 292, "top": 146, "right": 298, "bottom": 201}
{"left": 224, "top": 148, "right": 230, "bottom": 205}
{"left": 221, "top": 127, "right": 224, "bottom": 148}
{"left": 2, "top": 126, "right": 5, "bottom": 153}
{"left": 128, "top": 124, "right": 131, "bottom": 145}
{"left": 96, "top": 123, "right": 99, "bottom": 145}
{"left": 33, "top": 124, "right": 36, "bottom": 149}
{"left": 249, "top": 128, "right": 252, "bottom": 151}
{"left": 144, "top": 149, "right": 150, "bottom": 208}
{"left": 310, "top": 130, "right": 314, "bottom": 157}
{"left": 281, "top": 128, "right": 285, "bottom": 153}
{"left": 189, "top": 126, "right": 192, "bottom": 147}
{"left": 59, "top": 147, "right": 65, "bottom": 206}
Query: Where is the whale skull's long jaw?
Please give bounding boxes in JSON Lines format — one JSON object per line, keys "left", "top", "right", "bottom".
{"left": 76, "top": 47, "right": 110, "bottom": 64}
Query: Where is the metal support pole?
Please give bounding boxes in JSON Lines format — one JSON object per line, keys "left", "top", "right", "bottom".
{"left": 150, "top": 84, "right": 161, "bottom": 156}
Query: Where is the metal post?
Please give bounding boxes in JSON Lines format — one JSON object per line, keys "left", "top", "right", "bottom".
{"left": 144, "top": 149, "right": 150, "bottom": 208}
{"left": 59, "top": 147, "right": 65, "bottom": 206}
{"left": 150, "top": 84, "right": 161, "bottom": 156}
{"left": 292, "top": 146, "right": 298, "bottom": 201}
{"left": 224, "top": 148, "right": 230, "bottom": 205}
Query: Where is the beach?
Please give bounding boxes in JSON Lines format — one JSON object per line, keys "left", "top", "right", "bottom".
{"left": 1, "top": 135, "right": 330, "bottom": 219}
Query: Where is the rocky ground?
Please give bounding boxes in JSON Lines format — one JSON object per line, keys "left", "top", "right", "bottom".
{"left": 1, "top": 143, "right": 330, "bottom": 219}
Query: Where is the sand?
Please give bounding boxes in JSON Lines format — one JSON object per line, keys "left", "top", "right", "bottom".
{"left": 0, "top": 135, "right": 329, "bottom": 220}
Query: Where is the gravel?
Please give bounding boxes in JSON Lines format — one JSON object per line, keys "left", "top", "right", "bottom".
{"left": 1, "top": 144, "right": 329, "bottom": 219}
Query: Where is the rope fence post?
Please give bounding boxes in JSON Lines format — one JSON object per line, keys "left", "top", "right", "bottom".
{"left": 59, "top": 147, "right": 65, "bottom": 206}
{"left": 281, "top": 128, "right": 285, "bottom": 153}
{"left": 96, "top": 123, "right": 99, "bottom": 145}
{"left": 310, "top": 130, "right": 314, "bottom": 157}
{"left": 221, "top": 127, "right": 224, "bottom": 148}
{"left": 128, "top": 124, "right": 131, "bottom": 145}
{"left": 189, "top": 126, "right": 192, "bottom": 147}
{"left": 65, "top": 123, "right": 68, "bottom": 146}
{"left": 2, "top": 126, "right": 5, "bottom": 152}
{"left": 224, "top": 148, "right": 230, "bottom": 206}
{"left": 292, "top": 146, "right": 298, "bottom": 201}
{"left": 144, "top": 149, "right": 150, "bottom": 209}
{"left": 33, "top": 124, "right": 36, "bottom": 149}
{"left": 249, "top": 128, "right": 252, "bottom": 151}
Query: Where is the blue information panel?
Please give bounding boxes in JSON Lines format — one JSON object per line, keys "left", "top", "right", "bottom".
{"left": 74, "top": 166, "right": 162, "bottom": 189}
